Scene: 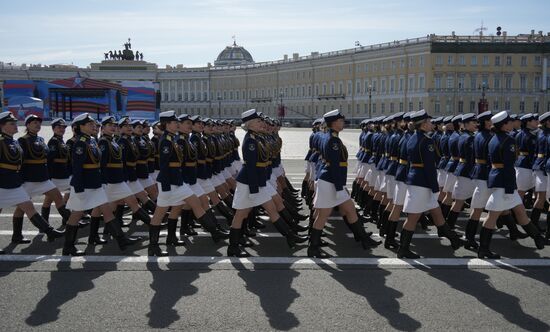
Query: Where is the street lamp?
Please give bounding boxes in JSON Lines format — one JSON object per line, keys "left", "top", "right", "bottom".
{"left": 278, "top": 93, "right": 284, "bottom": 120}
{"left": 217, "top": 96, "right": 221, "bottom": 119}
{"left": 367, "top": 84, "right": 375, "bottom": 119}
{"left": 478, "top": 82, "right": 489, "bottom": 114}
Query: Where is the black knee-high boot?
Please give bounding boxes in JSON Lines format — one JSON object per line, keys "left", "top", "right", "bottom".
{"left": 148, "top": 224, "right": 168, "bottom": 256}
{"left": 384, "top": 221, "right": 399, "bottom": 249}
{"left": 307, "top": 228, "right": 330, "bottom": 258}
{"left": 30, "top": 213, "right": 64, "bottom": 242}
{"left": 41, "top": 207, "right": 51, "bottom": 222}
{"left": 273, "top": 218, "right": 308, "bottom": 248}
{"left": 531, "top": 207, "right": 544, "bottom": 231}
{"left": 88, "top": 216, "right": 107, "bottom": 245}
{"left": 227, "top": 228, "right": 250, "bottom": 257}
{"left": 397, "top": 229, "right": 420, "bottom": 258}
{"left": 464, "top": 219, "right": 479, "bottom": 250}
{"left": 446, "top": 210, "right": 459, "bottom": 229}
{"left": 349, "top": 220, "right": 381, "bottom": 249}
{"left": 436, "top": 223, "right": 465, "bottom": 250}
{"left": 478, "top": 227, "right": 500, "bottom": 259}
{"left": 104, "top": 219, "right": 140, "bottom": 251}
{"left": 11, "top": 216, "right": 30, "bottom": 244}
{"left": 522, "top": 222, "right": 546, "bottom": 249}
{"left": 62, "top": 224, "right": 85, "bottom": 256}
{"left": 180, "top": 209, "right": 198, "bottom": 236}
{"left": 166, "top": 218, "right": 186, "bottom": 246}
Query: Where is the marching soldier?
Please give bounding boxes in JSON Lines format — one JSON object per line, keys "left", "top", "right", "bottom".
{"left": 0, "top": 112, "right": 64, "bottom": 251}
{"left": 480, "top": 111, "right": 546, "bottom": 258}
{"left": 398, "top": 110, "right": 464, "bottom": 258}
{"left": 532, "top": 112, "right": 550, "bottom": 232}
{"left": 63, "top": 113, "right": 138, "bottom": 256}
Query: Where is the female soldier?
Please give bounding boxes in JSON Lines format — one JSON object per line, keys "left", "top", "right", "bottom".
{"left": 532, "top": 112, "right": 550, "bottom": 231}
{"left": 42, "top": 118, "right": 71, "bottom": 226}
{"left": 480, "top": 111, "right": 546, "bottom": 258}
{"left": 63, "top": 113, "right": 138, "bottom": 256}
{"left": 437, "top": 116, "right": 454, "bottom": 214}
{"left": 466, "top": 111, "right": 493, "bottom": 250}
{"left": 142, "top": 120, "right": 159, "bottom": 193}
{"left": 151, "top": 121, "right": 162, "bottom": 181}
{"left": 95, "top": 116, "right": 150, "bottom": 245}
{"left": 398, "top": 110, "right": 465, "bottom": 259}
{"left": 0, "top": 112, "right": 63, "bottom": 250}
{"left": 446, "top": 113, "right": 477, "bottom": 229}
{"left": 227, "top": 109, "right": 308, "bottom": 257}
{"left": 148, "top": 111, "right": 227, "bottom": 256}
{"left": 134, "top": 120, "right": 158, "bottom": 202}
{"left": 12, "top": 114, "right": 71, "bottom": 243}
{"left": 515, "top": 113, "right": 538, "bottom": 202}
{"left": 307, "top": 109, "right": 380, "bottom": 258}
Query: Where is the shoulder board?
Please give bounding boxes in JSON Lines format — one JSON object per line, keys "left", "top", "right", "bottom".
{"left": 166, "top": 135, "right": 172, "bottom": 141}
{"left": 80, "top": 137, "right": 87, "bottom": 142}
{"left": 250, "top": 133, "right": 256, "bottom": 139}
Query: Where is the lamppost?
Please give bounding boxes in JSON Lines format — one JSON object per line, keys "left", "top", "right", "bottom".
{"left": 217, "top": 96, "right": 221, "bottom": 119}
{"left": 367, "top": 84, "right": 375, "bottom": 119}
{"left": 278, "top": 92, "right": 284, "bottom": 120}
{"left": 478, "top": 82, "right": 489, "bottom": 114}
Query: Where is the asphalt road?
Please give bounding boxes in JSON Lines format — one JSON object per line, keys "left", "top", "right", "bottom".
{"left": 1, "top": 160, "right": 550, "bottom": 331}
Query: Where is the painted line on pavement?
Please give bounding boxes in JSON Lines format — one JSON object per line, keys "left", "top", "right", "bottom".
{"left": 0, "top": 254, "right": 548, "bottom": 268}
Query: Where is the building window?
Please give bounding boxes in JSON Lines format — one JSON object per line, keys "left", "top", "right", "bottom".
{"left": 391, "top": 60, "right": 396, "bottom": 70}
{"left": 419, "top": 101, "right": 423, "bottom": 110}
{"left": 458, "top": 76, "right": 465, "bottom": 90}
{"left": 409, "top": 57, "right": 415, "bottom": 67}
{"left": 390, "top": 79, "right": 395, "bottom": 92}
{"left": 495, "top": 56, "right": 501, "bottom": 66}
{"left": 419, "top": 56, "right": 424, "bottom": 67}
{"left": 494, "top": 76, "right": 501, "bottom": 90}
{"left": 520, "top": 75, "right": 527, "bottom": 91}
{"left": 348, "top": 82, "right": 352, "bottom": 95}
{"left": 548, "top": 102, "right": 550, "bottom": 112}
{"left": 470, "top": 101, "right": 476, "bottom": 112}
{"left": 435, "top": 76, "right": 442, "bottom": 89}
{"left": 372, "top": 103, "right": 377, "bottom": 114}
{"left": 471, "top": 56, "right": 477, "bottom": 66}
{"left": 356, "top": 81, "right": 361, "bottom": 94}
{"left": 448, "top": 55, "right": 453, "bottom": 65}
{"left": 408, "top": 102, "right": 413, "bottom": 111}
{"left": 365, "top": 63, "right": 369, "bottom": 72}
{"left": 446, "top": 99, "right": 452, "bottom": 113}
{"left": 399, "top": 78, "right": 404, "bottom": 92}
{"left": 381, "top": 80, "right": 386, "bottom": 93}
{"left": 399, "top": 102, "right": 403, "bottom": 112}
{"left": 493, "top": 101, "right": 499, "bottom": 111}
{"left": 458, "top": 101, "right": 464, "bottom": 113}
{"left": 381, "top": 103, "right": 385, "bottom": 114}
{"left": 506, "top": 56, "right": 512, "bottom": 66}
{"left": 400, "top": 59, "right": 405, "bottom": 68}
{"left": 435, "top": 55, "right": 443, "bottom": 65}
{"left": 505, "top": 100, "right": 511, "bottom": 110}
{"left": 521, "top": 56, "right": 527, "bottom": 66}
{"left": 409, "top": 77, "right": 414, "bottom": 91}
{"left": 470, "top": 75, "right": 477, "bottom": 90}
{"left": 435, "top": 101, "right": 441, "bottom": 113}
{"left": 390, "top": 103, "right": 394, "bottom": 113}
{"left": 418, "top": 76, "right": 425, "bottom": 90}
{"left": 534, "top": 101, "right": 540, "bottom": 113}
{"left": 459, "top": 55, "right": 465, "bottom": 65}
{"left": 338, "top": 83, "right": 342, "bottom": 94}
{"left": 482, "top": 55, "right": 489, "bottom": 66}
{"left": 506, "top": 76, "right": 513, "bottom": 90}
{"left": 447, "top": 76, "right": 454, "bottom": 89}
{"left": 535, "top": 76, "right": 541, "bottom": 90}
{"left": 520, "top": 101, "right": 525, "bottom": 113}
{"left": 535, "top": 56, "right": 542, "bottom": 65}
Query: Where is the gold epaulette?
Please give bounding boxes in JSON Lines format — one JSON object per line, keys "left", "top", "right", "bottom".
{"left": 80, "top": 137, "right": 87, "bottom": 142}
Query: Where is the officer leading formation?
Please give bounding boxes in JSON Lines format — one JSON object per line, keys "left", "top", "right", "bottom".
{"left": 0, "top": 107, "right": 547, "bottom": 259}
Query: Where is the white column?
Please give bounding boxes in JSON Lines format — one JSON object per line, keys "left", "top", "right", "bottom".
{"left": 543, "top": 57, "right": 548, "bottom": 91}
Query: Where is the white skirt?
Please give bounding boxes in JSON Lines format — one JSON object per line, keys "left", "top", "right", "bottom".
{"left": 403, "top": 185, "right": 439, "bottom": 214}
{"left": 51, "top": 177, "right": 71, "bottom": 192}
{"left": 222, "top": 169, "right": 232, "bottom": 180}
{"left": 357, "top": 163, "right": 370, "bottom": 179}
{"left": 22, "top": 180, "right": 56, "bottom": 198}
{"left": 232, "top": 181, "right": 272, "bottom": 209}
{"left": 365, "top": 167, "right": 378, "bottom": 185}
{"left": 313, "top": 179, "right": 350, "bottom": 209}
{"left": 189, "top": 183, "right": 205, "bottom": 197}
{"left": 385, "top": 175, "right": 396, "bottom": 199}
{"left": 138, "top": 176, "right": 155, "bottom": 189}
{"left": 485, "top": 188, "right": 522, "bottom": 211}
{"left": 0, "top": 187, "right": 31, "bottom": 209}
{"left": 127, "top": 180, "right": 145, "bottom": 195}
{"left": 515, "top": 167, "right": 535, "bottom": 191}
{"left": 393, "top": 181, "right": 408, "bottom": 206}
{"left": 211, "top": 174, "right": 225, "bottom": 187}
{"left": 304, "top": 161, "right": 311, "bottom": 173}
{"left": 152, "top": 170, "right": 160, "bottom": 182}
{"left": 66, "top": 187, "right": 108, "bottom": 211}
{"left": 471, "top": 179, "right": 491, "bottom": 209}
{"left": 273, "top": 165, "right": 284, "bottom": 178}
{"left": 197, "top": 178, "right": 215, "bottom": 194}
{"left": 437, "top": 170, "right": 447, "bottom": 188}
{"left": 232, "top": 160, "right": 243, "bottom": 175}
{"left": 443, "top": 173, "right": 457, "bottom": 193}
{"left": 452, "top": 176, "right": 475, "bottom": 200}
{"left": 103, "top": 182, "right": 133, "bottom": 202}
{"left": 534, "top": 170, "right": 547, "bottom": 193}
{"left": 268, "top": 182, "right": 279, "bottom": 196}
{"left": 374, "top": 172, "right": 385, "bottom": 192}
{"left": 156, "top": 183, "right": 194, "bottom": 208}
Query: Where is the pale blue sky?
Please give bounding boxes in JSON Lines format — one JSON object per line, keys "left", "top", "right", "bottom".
{"left": 1, "top": 0, "right": 549, "bottom": 68}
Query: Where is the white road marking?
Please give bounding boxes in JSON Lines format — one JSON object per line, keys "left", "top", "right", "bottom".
{"left": 0, "top": 254, "right": 548, "bottom": 268}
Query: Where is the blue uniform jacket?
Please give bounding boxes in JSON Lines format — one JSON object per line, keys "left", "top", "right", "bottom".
{"left": 47, "top": 134, "right": 70, "bottom": 180}
{"left": 235, "top": 131, "right": 262, "bottom": 194}
{"left": 405, "top": 130, "right": 439, "bottom": 193}
{"left": 487, "top": 132, "right": 517, "bottom": 194}
{"left": 514, "top": 128, "right": 536, "bottom": 169}
{"left": 318, "top": 129, "right": 348, "bottom": 191}
{"left": 454, "top": 130, "right": 475, "bottom": 178}
{"left": 444, "top": 131, "right": 460, "bottom": 173}
{"left": 70, "top": 135, "right": 103, "bottom": 193}
{"left": 395, "top": 130, "right": 413, "bottom": 183}
{"left": 385, "top": 129, "right": 403, "bottom": 176}
{"left": 470, "top": 130, "right": 492, "bottom": 180}
{"left": 18, "top": 133, "right": 50, "bottom": 182}
{"left": 533, "top": 129, "right": 549, "bottom": 174}
{"left": 437, "top": 130, "right": 453, "bottom": 169}
{"left": 156, "top": 132, "right": 184, "bottom": 192}
{"left": 98, "top": 134, "right": 126, "bottom": 184}
{"left": 0, "top": 134, "right": 24, "bottom": 189}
